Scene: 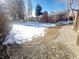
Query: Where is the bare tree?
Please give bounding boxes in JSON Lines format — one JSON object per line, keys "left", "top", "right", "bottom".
{"left": 58, "top": 0, "right": 73, "bottom": 26}
{"left": 73, "top": 0, "right": 79, "bottom": 45}
{"left": 16, "top": 0, "right": 25, "bottom": 20}
{"left": 0, "top": 0, "right": 12, "bottom": 45}
{"left": 27, "top": 0, "right": 32, "bottom": 20}
{"left": 66, "top": 0, "right": 73, "bottom": 26}
{"left": 73, "top": 0, "right": 79, "bottom": 31}
{"left": 7, "top": 0, "right": 25, "bottom": 21}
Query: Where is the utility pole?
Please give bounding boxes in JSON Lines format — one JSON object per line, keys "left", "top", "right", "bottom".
{"left": 27, "top": 0, "right": 32, "bottom": 21}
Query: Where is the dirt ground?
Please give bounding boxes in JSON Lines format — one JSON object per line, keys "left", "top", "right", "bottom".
{"left": 0, "top": 26, "right": 79, "bottom": 59}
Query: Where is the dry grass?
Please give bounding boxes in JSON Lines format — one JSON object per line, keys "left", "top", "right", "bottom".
{"left": 52, "top": 26, "right": 79, "bottom": 59}
{"left": 24, "top": 26, "right": 61, "bottom": 46}
{"left": 1, "top": 26, "right": 79, "bottom": 59}
{"left": 21, "top": 26, "right": 78, "bottom": 59}
{"left": 2, "top": 27, "right": 60, "bottom": 59}
{"left": 5, "top": 41, "right": 77, "bottom": 59}
{"left": 39, "top": 27, "right": 60, "bottom": 44}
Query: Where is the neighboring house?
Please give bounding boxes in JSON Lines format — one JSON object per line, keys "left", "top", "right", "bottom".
{"left": 32, "top": 10, "right": 76, "bottom": 23}
{"left": 47, "top": 10, "right": 75, "bottom": 23}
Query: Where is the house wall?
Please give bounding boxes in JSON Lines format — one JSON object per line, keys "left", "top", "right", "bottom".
{"left": 37, "top": 10, "right": 75, "bottom": 23}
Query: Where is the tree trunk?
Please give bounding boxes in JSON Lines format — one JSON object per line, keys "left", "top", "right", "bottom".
{"left": 73, "top": 11, "right": 79, "bottom": 32}
{"left": 76, "top": 32, "right": 79, "bottom": 45}
{"left": 36, "top": 16, "right": 38, "bottom": 22}
{"left": 74, "top": 11, "right": 79, "bottom": 46}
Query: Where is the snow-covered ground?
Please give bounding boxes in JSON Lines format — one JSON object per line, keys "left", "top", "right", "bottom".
{"left": 4, "top": 22, "right": 56, "bottom": 44}
{"left": 16, "top": 22, "right": 56, "bottom": 28}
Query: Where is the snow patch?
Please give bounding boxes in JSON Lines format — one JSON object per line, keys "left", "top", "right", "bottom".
{"left": 4, "top": 24, "right": 45, "bottom": 44}
{"left": 4, "top": 22, "right": 56, "bottom": 44}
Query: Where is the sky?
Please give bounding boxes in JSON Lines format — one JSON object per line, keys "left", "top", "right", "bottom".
{"left": 24, "top": 0, "right": 77, "bottom": 17}
{"left": 32, "top": 0, "right": 66, "bottom": 12}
